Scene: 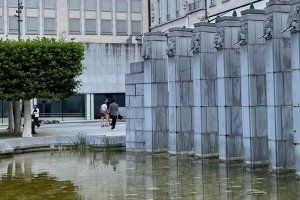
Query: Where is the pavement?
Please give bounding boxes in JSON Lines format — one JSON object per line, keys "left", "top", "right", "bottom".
{"left": 0, "top": 120, "right": 126, "bottom": 140}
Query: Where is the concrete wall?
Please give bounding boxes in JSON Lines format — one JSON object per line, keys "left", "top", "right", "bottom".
{"left": 80, "top": 43, "right": 141, "bottom": 94}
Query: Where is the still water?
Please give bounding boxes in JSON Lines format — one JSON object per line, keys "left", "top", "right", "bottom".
{"left": 0, "top": 151, "right": 299, "bottom": 200}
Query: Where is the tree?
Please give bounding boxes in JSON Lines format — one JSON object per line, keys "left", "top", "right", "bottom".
{"left": 0, "top": 37, "right": 85, "bottom": 137}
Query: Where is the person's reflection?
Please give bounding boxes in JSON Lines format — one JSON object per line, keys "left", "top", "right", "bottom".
{"left": 6, "top": 162, "right": 13, "bottom": 180}
{"left": 15, "top": 162, "right": 22, "bottom": 179}
{"left": 113, "top": 164, "right": 117, "bottom": 172}
{"left": 24, "top": 161, "right": 32, "bottom": 183}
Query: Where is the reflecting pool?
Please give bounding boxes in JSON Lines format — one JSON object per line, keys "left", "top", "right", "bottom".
{"left": 0, "top": 151, "right": 300, "bottom": 200}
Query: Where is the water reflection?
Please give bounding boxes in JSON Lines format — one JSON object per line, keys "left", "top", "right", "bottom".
{"left": 0, "top": 152, "right": 300, "bottom": 200}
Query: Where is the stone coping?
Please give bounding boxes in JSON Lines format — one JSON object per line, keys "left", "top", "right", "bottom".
{"left": 0, "top": 135, "right": 126, "bottom": 155}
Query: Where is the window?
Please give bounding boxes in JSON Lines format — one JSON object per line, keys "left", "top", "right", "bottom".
{"left": 68, "top": 0, "right": 80, "bottom": 10}
{"left": 158, "top": 0, "right": 161, "bottom": 23}
{"left": 9, "top": 16, "right": 18, "bottom": 33}
{"left": 116, "top": 0, "right": 126, "bottom": 12}
{"left": 211, "top": 0, "right": 216, "bottom": 6}
{"left": 132, "top": 21, "right": 141, "bottom": 35}
{"left": 26, "top": 0, "right": 38, "bottom": 8}
{"left": 101, "top": 0, "right": 111, "bottom": 11}
{"left": 69, "top": 18, "right": 81, "bottom": 34}
{"left": 131, "top": 0, "right": 141, "bottom": 13}
{"left": 44, "top": 18, "right": 55, "bottom": 34}
{"left": 175, "top": 0, "right": 180, "bottom": 17}
{"left": 117, "top": 20, "right": 127, "bottom": 34}
{"left": 85, "top": 19, "right": 96, "bottom": 34}
{"left": 0, "top": 16, "right": 3, "bottom": 33}
{"left": 8, "top": 0, "right": 18, "bottom": 7}
{"left": 166, "top": 0, "right": 170, "bottom": 21}
{"left": 44, "top": 0, "right": 56, "bottom": 9}
{"left": 0, "top": 0, "right": 2, "bottom": 6}
{"left": 27, "top": 17, "right": 39, "bottom": 34}
{"left": 101, "top": 19, "right": 111, "bottom": 34}
{"left": 85, "top": 0, "right": 96, "bottom": 11}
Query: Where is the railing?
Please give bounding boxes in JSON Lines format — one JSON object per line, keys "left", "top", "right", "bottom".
{"left": 188, "top": 1, "right": 203, "bottom": 12}
{"left": 167, "top": 14, "right": 171, "bottom": 21}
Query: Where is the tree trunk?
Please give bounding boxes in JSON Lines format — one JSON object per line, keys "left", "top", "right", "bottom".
{"left": 7, "top": 100, "right": 14, "bottom": 132}
{"left": 14, "top": 100, "right": 21, "bottom": 134}
{"left": 22, "top": 100, "right": 32, "bottom": 138}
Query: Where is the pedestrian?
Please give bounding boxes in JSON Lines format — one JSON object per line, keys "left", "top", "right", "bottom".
{"left": 31, "top": 104, "right": 40, "bottom": 128}
{"left": 100, "top": 98, "right": 109, "bottom": 127}
{"left": 109, "top": 99, "right": 119, "bottom": 131}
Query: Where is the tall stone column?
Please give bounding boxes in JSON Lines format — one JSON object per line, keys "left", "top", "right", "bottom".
{"left": 215, "top": 17, "right": 242, "bottom": 160}
{"left": 167, "top": 28, "right": 194, "bottom": 154}
{"left": 262, "top": 0, "right": 294, "bottom": 170}
{"left": 125, "top": 61, "right": 145, "bottom": 151}
{"left": 239, "top": 10, "right": 268, "bottom": 165}
{"left": 192, "top": 23, "right": 218, "bottom": 158}
{"left": 288, "top": 0, "right": 300, "bottom": 177}
{"left": 142, "top": 32, "right": 168, "bottom": 153}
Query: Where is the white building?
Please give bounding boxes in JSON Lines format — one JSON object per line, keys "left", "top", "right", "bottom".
{"left": 150, "top": 0, "right": 269, "bottom": 32}
{"left": 0, "top": 0, "right": 148, "bottom": 123}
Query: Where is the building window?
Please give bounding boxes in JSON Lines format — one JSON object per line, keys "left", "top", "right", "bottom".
{"left": 9, "top": 16, "right": 18, "bottom": 33}
{"left": 101, "top": 0, "right": 111, "bottom": 11}
{"left": 158, "top": 0, "right": 161, "bottom": 24}
{"left": 116, "top": 20, "right": 127, "bottom": 35}
{"left": 131, "top": 0, "right": 141, "bottom": 13}
{"left": 44, "top": 0, "right": 56, "bottom": 9}
{"left": 175, "top": 0, "right": 180, "bottom": 17}
{"left": 85, "top": 19, "right": 96, "bottom": 34}
{"left": 69, "top": 18, "right": 81, "bottom": 34}
{"left": 0, "top": 16, "right": 3, "bottom": 33}
{"left": 68, "top": 0, "right": 80, "bottom": 10}
{"left": 211, "top": 0, "right": 216, "bottom": 6}
{"left": 116, "top": 0, "right": 126, "bottom": 12}
{"left": 26, "top": 17, "right": 39, "bottom": 34}
{"left": 26, "top": 0, "right": 38, "bottom": 8}
{"left": 8, "top": 0, "right": 18, "bottom": 7}
{"left": 101, "top": 19, "right": 112, "bottom": 34}
{"left": 85, "top": 0, "right": 96, "bottom": 11}
{"left": 44, "top": 18, "right": 56, "bottom": 34}
{"left": 132, "top": 21, "right": 141, "bottom": 35}
{"left": 0, "top": 0, "right": 3, "bottom": 6}
{"left": 166, "top": 0, "right": 170, "bottom": 21}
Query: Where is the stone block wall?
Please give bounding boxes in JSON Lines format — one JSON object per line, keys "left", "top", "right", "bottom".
{"left": 125, "top": 62, "right": 145, "bottom": 151}
{"left": 192, "top": 23, "right": 219, "bottom": 157}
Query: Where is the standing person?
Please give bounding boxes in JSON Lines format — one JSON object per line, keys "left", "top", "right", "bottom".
{"left": 109, "top": 99, "right": 119, "bottom": 131}
{"left": 31, "top": 105, "right": 40, "bottom": 128}
{"left": 100, "top": 98, "right": 109, "bottom": 127}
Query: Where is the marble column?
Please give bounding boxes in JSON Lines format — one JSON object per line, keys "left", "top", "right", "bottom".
{"left": 192, "top": 23, "right": 219, "bottom": 158}
{"left": 143, "top": 32, "right": 168, "bottom": 152}
{"left": 263, "top": 0, "right": 294, "bottom": 171}
{"left": 125, "top": 61, "right": 145, "bottom": 151}
{"left": 288, "top": 0, "right": 300, "bottom": 178}
{"left": 239, "top": 9, "right": 268, "bottom": 165}
{"left": 167, "top": 28, "right": 194, "bottom": 154}
{"left": 215, "top": 17, "right": 242, "bottom": 161}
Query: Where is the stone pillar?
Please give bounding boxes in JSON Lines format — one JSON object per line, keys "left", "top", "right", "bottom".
{"left": 215, "top": 17, "right": 242, "bottom": 160}
{"left": 289, "top": 0, "right": 300, "bottom": 178}
{"left": 125, "top": 61, "right": 145, "bottom": 151}
{"left": 143, "top": 32, "right": 168, "bottom": 152}
{"left": 263, "top": 0, "right": 294, "bottom": 170}
{"left": 239, "top": 10, "right": 268, "bottom": 165}
{"left": 167, "top": 28, "right": 194, "bottom": 154}
{"left": 192, "top": 23, "right": 218, "bottom": 158}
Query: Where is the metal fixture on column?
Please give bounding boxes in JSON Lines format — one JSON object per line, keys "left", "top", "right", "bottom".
{"left": 14, "top": 0, "right": 23, "bottom": 41}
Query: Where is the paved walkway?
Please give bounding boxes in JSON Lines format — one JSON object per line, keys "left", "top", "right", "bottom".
{"left": 0, "top": 121, "right": 126, "bottom": 140}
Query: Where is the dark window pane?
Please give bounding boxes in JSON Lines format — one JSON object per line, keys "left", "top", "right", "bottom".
{"left": 118, "top": 94, "right": 125, "bottom": 107}
{"left": 62, "top": 95, "right": 85, "bottom": 117}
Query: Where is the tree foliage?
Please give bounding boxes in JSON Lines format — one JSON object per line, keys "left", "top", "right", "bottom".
{"left": 0, "top": 37, "right": 85, "bottom": 100}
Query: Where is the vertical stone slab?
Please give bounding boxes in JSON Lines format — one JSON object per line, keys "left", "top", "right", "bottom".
{"left": 192, "top": 23, "right": 219, "bottom": 158}
{"left": 142, "top": 32, "right": 168, "bottom": 153}
{"left": 166, "top": 28, "right": 194, "bottom": 154}
{"left": 263, "top": 0, "right": 294, "bottom": 171}
{"left": 125, "top": 61, "right": 145, "bottom": 151}
{"left": 215, "top": 17, "right": 243, "bottom": 161}
{"left": 239, "top": 10, "right": 268, "bottom": 165}
{"left": 289, "top": 0, "right": 300, "bottom": 178}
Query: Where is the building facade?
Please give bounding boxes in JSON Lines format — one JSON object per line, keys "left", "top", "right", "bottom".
{"left": 0, "top": 0, "right": 147, "bottom": 124}
{"left": 150, "top": 0, "right": 268, "bottom": 32}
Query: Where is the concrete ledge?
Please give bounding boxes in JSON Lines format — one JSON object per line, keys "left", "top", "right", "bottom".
{"left": 0, "top": 135, "right": 126, "bottom": 155}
